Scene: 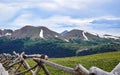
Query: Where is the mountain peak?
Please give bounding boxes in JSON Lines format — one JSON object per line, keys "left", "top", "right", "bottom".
{"left": 21, "top": 25, "right": 34, "bottom": 29}
{"left": 0, "top": 25, "right": 119, "bottom": 40}
{"left": 11, "top": 25, "right": 61, "bottom": 40}
{"left": 62, "top": 29, "right": 100, "bottom": 40}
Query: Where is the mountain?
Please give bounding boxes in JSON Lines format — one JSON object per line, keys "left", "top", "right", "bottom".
{"left": 0, "top": 25, "right": 119, "bottom": 41}
{"left": 101, "top": 34, "right": 120, "bottom": 39}
{"left": 11, "top": 26, "right": 62, "bottom": 40}
{"left": 0, "top": 29, "right": 13, "bottom": 37}
{"left": 61, "top": 30, "right": 69, "bottom": 35}
{"left": 10, "top": 26, "right": 102, "bottom": 41}
{"left": 0, "top": 25, "right": 120, "bottom": 57}
{"left": 62, "top": 29, "right": 100, "bottom": 40}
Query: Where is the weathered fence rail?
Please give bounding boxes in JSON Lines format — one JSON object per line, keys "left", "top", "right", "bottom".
{"left": 0, "top": 52, "right": 120, "bottom": 75}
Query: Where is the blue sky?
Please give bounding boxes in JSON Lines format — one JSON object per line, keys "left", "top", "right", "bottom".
{"left": 0, "top": 0, "right": 120, "bottom": 36}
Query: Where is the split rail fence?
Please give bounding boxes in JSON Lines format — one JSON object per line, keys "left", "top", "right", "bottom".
{"left": 0, "top": 52, "right": 120, "bottom": 75}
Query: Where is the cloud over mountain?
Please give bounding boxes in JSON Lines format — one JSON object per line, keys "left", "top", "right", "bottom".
{"left": 0, "top": 0, "right": 120, "bottom": 36}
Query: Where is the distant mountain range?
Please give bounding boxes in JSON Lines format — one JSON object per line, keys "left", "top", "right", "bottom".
{"left": 0, "top": 25, "right": 120, "bottom": 57}
{"left": 0, "top": 25, "right": 119, "bottom": 40}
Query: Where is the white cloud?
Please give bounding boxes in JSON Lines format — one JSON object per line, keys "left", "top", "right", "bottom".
{"left": 37, "top": 2, "right": 59, "bottom": 10}
{"left": 0, "top": 0, "right": 111, "bottom": 12}
{"left": 0, "top": 0, "right": 120, "bottom": 36}
{"left": 97, "top": 16, "right": 120, "bottom": 20}
{"left": 10, "top": 13, "right": 94, "bottom": 32}
{"left": 53, "top": 0, "right": 111, "bottom": 10}
{"left": 0, "top": 0, "right": 113, "bottom": 22}
{"left": 9, "top": 11, "right": 120, "bottom": 33}
{"left": 0, "top": 3, "right": 19, "bottom": 22}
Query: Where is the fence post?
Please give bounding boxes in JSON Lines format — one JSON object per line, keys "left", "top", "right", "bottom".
{"left": 33, "top": 66, "right": 41, "bottom": 75}
{"left": 74, "top": 64, "right": 89, "bottom": 75}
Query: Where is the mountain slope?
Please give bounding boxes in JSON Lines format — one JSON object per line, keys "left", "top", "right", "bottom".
{"left": 101, "top": 34, "right": 120, "bottom": 39}
{"left": 0, "top": 29, "right": 13, "bottom": 37}
{"left": 63, "top": 29, "right": 100, "bottom": 40}
{"left": 63, "top": 29, "right": 85, "bottom": 40}
{"left": 11, "top": 26, "right": 62, "bottom": 40}
{"left": 0, "top": 25, "right": 120, "bottom": 58}
{"left": 0, "top": 25, "right": 119, "bottom": 41}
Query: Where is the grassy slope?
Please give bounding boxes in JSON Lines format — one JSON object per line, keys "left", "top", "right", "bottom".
{"left": 26, "top": 51, "right": 120, "bottom": 75}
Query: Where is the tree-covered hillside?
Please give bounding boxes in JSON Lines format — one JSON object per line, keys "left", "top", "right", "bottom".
{"left": 0, "top": 37, "right": 120, "bottom": 57}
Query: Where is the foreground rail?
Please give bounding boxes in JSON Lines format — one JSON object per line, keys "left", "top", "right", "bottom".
{"left": 0, "top": 52, "right": 120, "bottom": 75}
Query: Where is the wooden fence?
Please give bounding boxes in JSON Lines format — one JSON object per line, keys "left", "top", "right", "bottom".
{"left": 0, "top": 52, "right": 120, "bottom": 75}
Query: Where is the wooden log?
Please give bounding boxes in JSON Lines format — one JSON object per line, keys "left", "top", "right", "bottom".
{"left": 15, "top": 64, "right": 38, "bottom": 75}
{"left": 14, "top": 62, "right": 23, "bottom": 73}
{"left": 23, "top": 54, "right": 48, "bottom": 60}
{"left": 33, "top": 58, "right": 78, "bottom": 74}
{"left": 40, "top": 64, "right": 51, "bottom": 75}
{"left": 6, "top": 60, "right": 22, "bottom": 70}
{"left": 3, "top": 59, "right": 10, "bottom": 66}
{"left": 0, "top": 58, "right": 7, "bottom": 63}
{"left": 13, "top": 57, "right": 21, "bottom": 63}
{"left": 20, "top": 55, "right": 34, "bottom": 74}
{"left": 74, "top": 64, "right": 89, "bottom": 75}
{"left": 33, "top": 66, "right": 41, "bottom": 75}
{"left": 111, "top": 63, "right": 120, "bottom": 75}
{"left": 12, "top": 52, "right": 21, "bottom": 63}
{"left": 89, "top": 66, "right": 114, "bottom": 75}
{"left": 33, "top": 59, "right": 50, "bottom": 75}
{"left": 13, "top": 51, "right": 19, "bottom": 56}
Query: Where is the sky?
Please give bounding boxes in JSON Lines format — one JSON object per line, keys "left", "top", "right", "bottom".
{"left": 0, "top": 0, "right": 120, "bottom": 36}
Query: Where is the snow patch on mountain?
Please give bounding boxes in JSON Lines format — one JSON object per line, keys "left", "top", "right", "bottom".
{"left": 89, "top": 32, "right": 98, "bottom": 36}
{"left": 104, "top": 35, "right": 119, "bottom": 39}
{"left": 1, "top": 29, "right": 4, "bottom": 31}
{"left": 5, "top": 33, "right": 11, "bottom": 36}
{"left": 64, "top": 39, "right": 69, "bottom": 42}
{"left": 99, "top": 34, "right": 119, "bottom": 39}
{"left": 39, "top": 29, "right": 44, "bottom": 38}
{"left": 82, "top": 31, "right": 88, "bottom": 40}
{"left": 55, "top": 35, "right": 58, "bottom": 37}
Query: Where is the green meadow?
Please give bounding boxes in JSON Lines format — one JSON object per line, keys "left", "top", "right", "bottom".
{"left": 20, "top": 51, "right": 120, "bottom": 75}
